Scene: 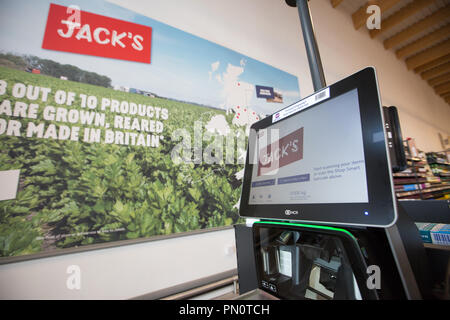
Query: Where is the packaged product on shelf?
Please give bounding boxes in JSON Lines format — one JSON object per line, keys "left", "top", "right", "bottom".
{"left": 415, "top": 223, "right": 436, "bottom": 244}
{"left": 430, "top": 224, "right": 450, "bottom": 246}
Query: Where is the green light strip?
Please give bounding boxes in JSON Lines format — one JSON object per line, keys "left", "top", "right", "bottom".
{"left": 254, "top": 220, "right": 357, "bottom": 241}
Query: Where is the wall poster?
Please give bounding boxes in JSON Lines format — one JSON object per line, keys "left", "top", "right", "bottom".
{"left": 0, "top": 0, "right": 300, "bottom": 259}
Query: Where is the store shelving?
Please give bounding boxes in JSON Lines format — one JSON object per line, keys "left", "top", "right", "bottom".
{"left": 393, "top": 139, "right": 450, "bottom": 200}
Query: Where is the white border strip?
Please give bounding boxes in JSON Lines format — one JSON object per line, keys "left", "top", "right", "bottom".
{"left": 272, "top": 87, "right": 330, "bottom": 123}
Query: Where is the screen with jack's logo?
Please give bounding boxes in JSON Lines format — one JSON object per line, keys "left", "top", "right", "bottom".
{"left": 248, "top": 89, "right": 368, "bottom": 205}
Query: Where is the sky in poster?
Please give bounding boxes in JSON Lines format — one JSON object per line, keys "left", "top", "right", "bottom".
{"left": 0, "top": 0, "right": 300, "bottom": 116}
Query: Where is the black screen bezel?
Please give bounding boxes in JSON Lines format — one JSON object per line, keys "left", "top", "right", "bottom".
{"left": 239, "top": 67, "right": 397, "bottom": 227}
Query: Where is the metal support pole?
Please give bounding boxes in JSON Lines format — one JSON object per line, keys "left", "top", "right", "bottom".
{"left": 289, "top": 0, "right": 327, "bottom": 91}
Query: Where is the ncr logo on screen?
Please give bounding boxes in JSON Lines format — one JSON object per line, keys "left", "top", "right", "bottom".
{"left": 42, "top": 3, "right": 152, "bottom": 64}
{"left": 258, "top": 127, "right": 304, "bottom": 176}
{"left": 284, "top": 209, "right": 299, "bottom": 216}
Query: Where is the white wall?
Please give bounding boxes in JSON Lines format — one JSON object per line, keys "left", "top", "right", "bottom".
{"left": 1, "top": 0, "right": 449, "bottom": 300}
{"left": 0, "top": 228, "right": 236, "bottom": 299}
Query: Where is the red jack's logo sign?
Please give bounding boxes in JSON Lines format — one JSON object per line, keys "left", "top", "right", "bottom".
{"left": 258, "top": 127, "right": 304, "bottom": 176}
{"left": 42, "top": 3, "right": 152, "bottom": 64}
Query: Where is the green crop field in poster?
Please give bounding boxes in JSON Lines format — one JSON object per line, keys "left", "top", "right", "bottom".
{"left": 0, "top": 0, "right": 300, "bottom": 259}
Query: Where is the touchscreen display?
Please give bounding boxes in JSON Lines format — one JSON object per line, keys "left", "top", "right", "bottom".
{"left": 248, "top": 89, "right": 368, "bottom": 205}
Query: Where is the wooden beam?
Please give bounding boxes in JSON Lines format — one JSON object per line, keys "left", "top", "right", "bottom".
{"left": 442, "top": 92, "right": 450, "bottom": 102}
{"left": 414, "top": 54, "right": 450, "bottom": 73}
{"left": 405, "top": 39, "right": 450, "bottom": 70}
{"left": 352, "top": 0, "right": 402, "bottom": 30}
{"left": 384, "top": 5, "right": 450, "bottom": 49}
{"left": 435, "top": 81, "right": 450, "bottom": 95}
{"left": 443, "top": 92, "right": 450, "bottom": 101}
{"left": 429, "top": 72, "right": 450, "bottom": 87}
{"left": 331, "top": 0, "right": 344, "bottom": 8}
{"left": 370, "top": 0, "right": 435, "bottom": 38}
{"left": 441, "top": 92, "right": 450, "bottom": 107}
{"left": 396, "top": 24, "right": 450, "bottom": 59}
{"left": 421, "top": 61, "right": 450, "bottom": 80}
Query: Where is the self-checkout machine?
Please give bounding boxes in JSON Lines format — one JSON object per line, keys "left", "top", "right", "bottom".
{"left": 233, "top": 0, "right": 432, "bottom": 300}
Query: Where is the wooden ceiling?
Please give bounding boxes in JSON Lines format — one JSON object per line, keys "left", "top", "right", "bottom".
{"left": 330, "top": 0, "right": 450, "bottom": 105}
